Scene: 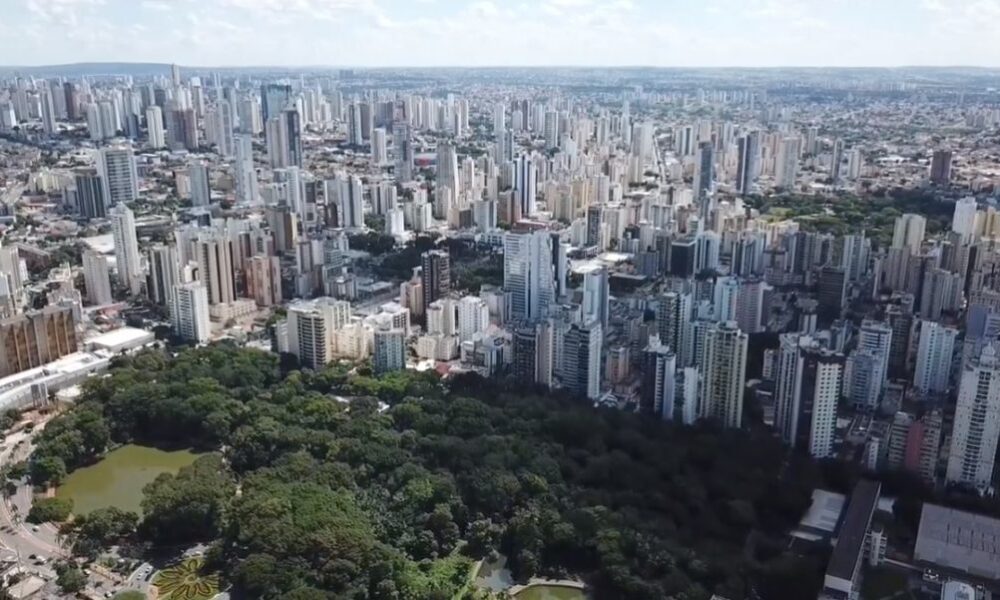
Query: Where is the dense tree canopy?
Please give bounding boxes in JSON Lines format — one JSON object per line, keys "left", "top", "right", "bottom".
{"left": 32, "top": 345, "right": 823, "bottom": 599}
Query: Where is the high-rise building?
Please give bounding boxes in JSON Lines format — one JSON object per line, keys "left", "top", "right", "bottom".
{"left": 39, "top": 86, "right": 57, "bottom": 135}
{"left": 246, "top": 255, "right": 282, "bottom": 307}
{"left": 98, "top": 146, "right": 138, "bottom": 206}
{"left": 234, "top": 134, "right": 259, "bottom": 205}
{"left": 700, "top": 321, "right": 748, "bottom": 429}
{"left": 656, "top": 291, "right": 693, "bottom": 365}
{"left": 189, "top": 162, "right": 211, "bottom": 207}
{"left": 173, "top": 282, "right": 211, "bottom": 344}
{"left": 148, "top": 244, "right": 180, "bottom": 316}
{"left": 421, "top": 250, "right": 451, "bottom": 311}
{"left": 561, "top": 320, "right": 602, "bottom": 400}
{"left": 0, "top": 306, "right": 77, "bottom": 377}
{"left": 641, "top": 334, "right": 676, "bottom": 416}
{"left": 265, "top": 110, "right": 302, "bottom": 168}
{"left": 891, "top": 213, "right": 926, "bottom": 254}
{"left": 285, "top": 298, "right": 351, "bottom": 369}
{"left": 830, "top": 138, "right": 844, "bottom": 183}
{"left": 110, "top": 203, "right": 142, "bottom": 295}
{"left": 373, "top": 328, "right": 407, "bottom": 374}
{"left": 74, "top": 169, "right": 107, "bottom": 220}
{"left": 913, "top": 321, "right": 957, "bottom": 395}
{"left": 260, "top": 83, "right": 292, "bottom": 125}
{"left": 514, "top": 154, "right": 538, "bottom": 218}
{"left": 947, "top": 343, "right": 1000, "bottom": 490}
{"left": 776, "top": 136, "right": 801, "bottom": 189}
{"left": 774, "top": 333, "right": 844, "bottom": 458}
{"left": 513, "top": 320, "right": 554, "bottom": 387}
{"left": 393, "top": 122, "right": 413, "bottom": 182}
{"left": 929, "top": 149, "right": 953, "bottom": 185}
{"left": 693, "top": 141, "right": 714, "bottom": 218}
{"left": 330, "top": 174, "right": 364, "bottom": 229}
{"left": 504, "top": 229, "right": 556, "bottom": 322}
{"left": 214, "top": 101, "right": 235, "bottom": 157}
{"left": 371, "top": 127, "right": 388, "bottom": 166}
{"left": 457, "top": 296, "right": 489, "bottom": 343}
{"left": 580, "top": 264, "right": 609, "bottom": 329}
{"left": 194, "top": 231, "right": 237, "bottom": 306}
{"left": 167, "top": 107, "right": 199, "bottom": 150}
{"left": 82, "top": 251, "right": 113, "bottom": 306}
{"left": 145, "top": 106, "right": 165, "bottom": 149}
{"left": 736, "top": 131, "right": 759, "bottom": 195}
{"left": 952, "top": 196, "right": 978, "bottom": 241}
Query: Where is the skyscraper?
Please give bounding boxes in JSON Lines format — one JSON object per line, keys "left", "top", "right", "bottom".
{"left": 194, "top": 231, "right": 237, "bottom": 306}
{"left": 693, "top": 141, "right": 714, "bottom": 219}
{"left": 330, "top": 174, "right": 364, "bottom": 229}
{"left": 146, "top": 106, "right": 165, "bottom": 148}
{"left": 504, "top": 229, "right": 555, "bottom": 322}
{"left": 947, "top": 343, "right": 1000, "bottom": 490}
{"left": 173, "top": 282, "right": 211, "bottom": 344}
{"left": 148, "top": 244, "right": 180, "bottom": 316}
{"left": 580, "top": 264, "right": 609, "bottom": 329}
{"left": 929, "top": 149, "right": 953, "bottom": 185}
{"left": 234, "top": 134, "right": 259, "bottom": 205}
{"left": 774, "top": 333, "right": 844, "bottom": 458}
{"left": 830, "top": 138, "right": 844, "bottom": 183}
{"left": 189, "top": 162, "right": 210, "bottom": 207}
{"left": 913, "top": 321, "right": 957, "bottom": 395}
{"left": 110, "top": 203, "right": 142, "bottom": 295}
{"left": 98, "top": 146, "right": 138, "bottom": 206}
{"left": 421, "top": 250, "right": 451, "bottom": 311}
{"left": 74, "top": 169, "right": 107, "bottom": 220}
{"left": 261, "top": 83, "right": 292, "bottom": 126}
{"left": 736, "top": 132, "right": 759, "bottom": 195}
{"left": 265, "top": 109, "right": 302, "bottom": 168}
{"left": 514, "top": 154, "right": 537, "bottom": 218}
{"left": 641, "top": 334, "right": 676, "bottom": 416}
{"left": 562, "top": 321, "right": 602, "bottom": 400}
{"left": 776, "top": 137, "right": 801, "bottom": 189}
{"left": 891, "top": 214, "right": 926, "bottom": 254}
{"left": 700, "top": 321, "right": 748, "bottom": 429}
{"left": 82, "top": 251, "right": 113, "bottom": 306}
{"left": 373, "top": 328, "right": 407, "bottom": 374}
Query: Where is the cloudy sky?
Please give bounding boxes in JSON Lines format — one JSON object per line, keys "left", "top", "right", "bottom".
{"left": 2, "top": 0, "right": 999, "bottom": 67}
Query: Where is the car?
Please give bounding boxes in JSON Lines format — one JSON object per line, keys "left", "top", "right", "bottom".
{"left": 28, "top": 553, "right": 36, "bottom": 560}
{"left": 31, "top": 525, "right": 39, "bottom": 532}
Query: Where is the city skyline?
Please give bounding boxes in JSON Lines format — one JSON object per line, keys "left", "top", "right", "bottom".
{"left": 3, "top": 0, "right": 1000, "bottom": 68}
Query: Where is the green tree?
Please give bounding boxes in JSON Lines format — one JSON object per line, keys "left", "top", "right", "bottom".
{"left": 55, "top": 563, "right": 87, "bottom": 593}
{"left": 27, "top": 497, "right": 73, "bottom": 523}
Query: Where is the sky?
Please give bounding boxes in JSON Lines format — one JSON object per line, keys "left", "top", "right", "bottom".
{"left": 1, "top": 0, "right": 999, "bottom": 68}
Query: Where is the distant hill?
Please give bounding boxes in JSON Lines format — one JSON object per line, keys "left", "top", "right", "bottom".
{"left": 0, "top": 62, "right": 174, "bottom": 77}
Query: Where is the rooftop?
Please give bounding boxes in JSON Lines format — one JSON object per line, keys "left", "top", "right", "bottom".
{"left": 915, "top": 503, "right": 1000, "bottom": 581}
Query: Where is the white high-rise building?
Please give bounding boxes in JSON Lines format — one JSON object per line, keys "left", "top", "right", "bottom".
{"left": 234, "top": 134, "right": 259, "bottom": 205}
{"left": 373, "top": 328, "right": 406, "bottom": 374}
{"left": 82, "top": 251, "right": 113, "bottom": 306}
{"left": 371, "top": 127, "right": 388, "bottom": 166}
{"left": 173, "top": 282, "right": 211, "bottom": 344}
{"left": 947, "top": 343, "right": 1000, "bottom": 490}
{"left": 215, "top": 101, "right": 235, "bottom": 157}
{"left": 504, "top": 229, "right": 555, "bottom": 322}
{"left": 146, "top": 106, "right": 165, "bottom": 148}
{"left": 643, "top": 334, "right": 676, "bottom": 418}
{"left": 774, "top": 333, "right": 844, "bottom": 458}
{"left": 39, "top": 86, "right": 57, "bottom": 135}
{"left": 952, "top": 197, "right": 978, "bottom": 241}
{"left": 110, "top": 203, "right": 142, "bottom": 295}
{"left": 149, "top": 244, "right": 181, "bottom": 316}
{"left": 331, "top": 174, "right": 364, "bottom": 229}
{"left": 285, "top": 298, "right": 352, "bottom": 369}
{"left": 913, "top": 320, "right": 957, "bottom": 395}
{"left": 775, "top": 136, "right": 800, "bottom": 189}
{"left": 891, "top": 213, "right": 926, "bottom": 254}
{"left": 700, "top": 321, "right": 748, "bottom": 429}
{"left": 98, "top": 146, "right": 138, "bottom": 206}
{"left": 457, "top": 296, "right": 490, "bottom": 343}
{"left": 580, "top": 264, "right": 609, "bottom": 329}
{"left": 514, "top": 154, "right": 538, "bottom": 217}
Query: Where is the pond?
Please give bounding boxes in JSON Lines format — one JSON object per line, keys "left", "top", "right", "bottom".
{"left": 56, "top": 445, "right": 202, "bottom": 515}
{"left": 514, "top": 585, "right": 587, "bottom": 600}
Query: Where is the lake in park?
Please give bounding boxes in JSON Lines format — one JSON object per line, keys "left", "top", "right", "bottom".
{"left": 56, "top": 445, "right": 201, "bottom": 515}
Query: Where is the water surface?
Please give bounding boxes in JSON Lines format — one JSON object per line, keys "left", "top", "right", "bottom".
{"left": 57, "top": 445, "right": 201, "bottom": 515}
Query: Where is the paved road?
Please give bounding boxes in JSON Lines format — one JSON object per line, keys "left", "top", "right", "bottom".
{"left": 0, "top": 425, "right": 67, "bottom": 562}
